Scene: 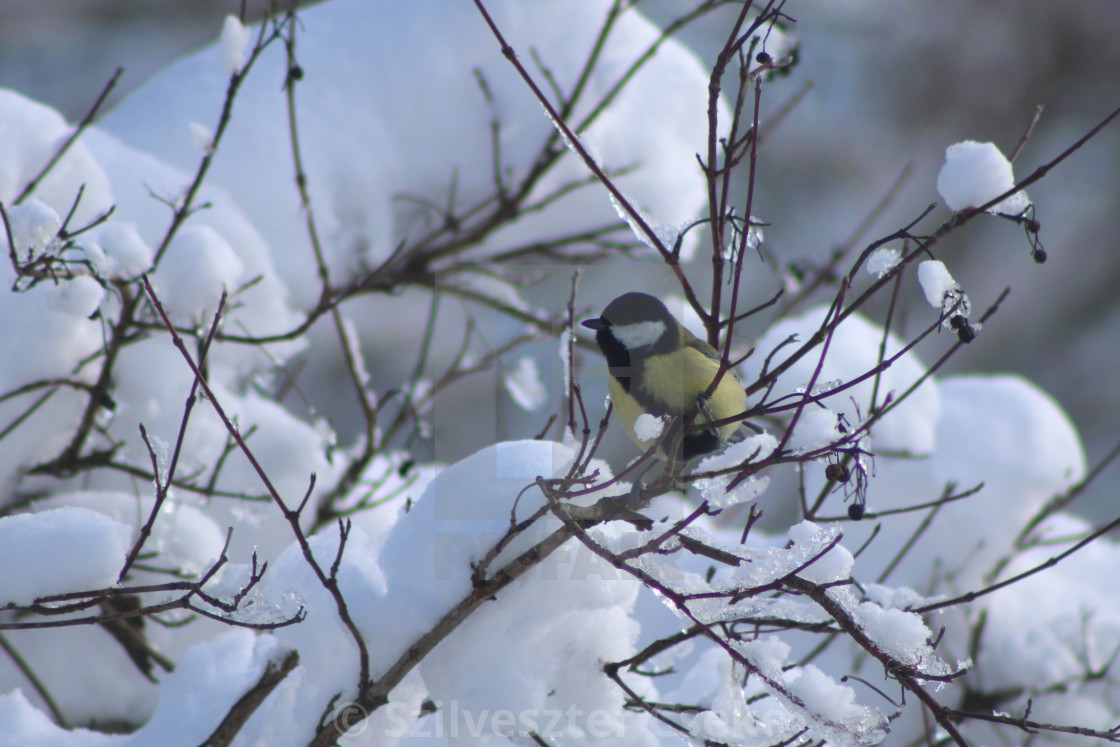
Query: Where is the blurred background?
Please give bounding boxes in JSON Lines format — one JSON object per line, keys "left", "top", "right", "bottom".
{"left": 1, "top": 0, "right": 1116, "bottom": 522}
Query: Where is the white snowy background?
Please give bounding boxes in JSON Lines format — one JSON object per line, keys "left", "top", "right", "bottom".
{"left": 3, "top": 0, "right": 1117, "bottom": 518}
{"left": 0, "top": 1, "right": 1117, "bottom": 745}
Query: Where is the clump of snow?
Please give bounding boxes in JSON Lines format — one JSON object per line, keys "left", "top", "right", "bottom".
{"left": 47, "top": 275, "right": 104, "bottom": 318}
{"left": 0, "top": 690, "right": 118, "bottom": 747}
{"left": 736, "top": 634, "right": 890, "bottom": 745}
{"left": 557, "top": 327, "right": 572, "bottom": 396}
{"left": 101, "top": 1, "right": 722, "bottom": 306}
{"left": 502, "top": 356, "right": 547, "bottom": 411}
{"left": 0, "top": 90, "right": 114, "bottom": 229}
{"left": 633, "top": 413, "right": 666, "bottom": 442}
{"left": 788, "top": 520, "right": 853, "bottom": 584}
{"left": 80, "top": 126, "right": 306, "bottom": 371}
{"left": 0, "top": 3, "right": 1110, "bottom": 745}
{"left": 188, "top": 122, "right": 213, "bottom": 154}
{"left": 378, "top": 441, "right": 651, "bottom": 741}
{"left": 37, "top": 491, "right": 227, "bottom": 578}
{"left": 3, "top": 198, "right": 60, "bottom": 260}
{"left": 917, "top": 260, "right": 956, "bottom": 309}
{"left": 694, "top": 433, "right": 777, "bottom": 508}
{"left": 122, "top": 630, "right": 287, "bottom": 745}
{"left": 606, "top": 188, "right": 684, "bottom": 259}
{"left": 95, "top": 221, "right": 152, "bottom": 277}
{"left": 262, "top": 522, "right": 384, "bottom": 693}
{"left": 335, "top": 314, "right": 370, "bottom": 389}
{"left": 742, "top": 220, "right": 765, "bottom": 257}
{"left": 576, "top": 130, "right": 605, "bottom": 169}
{"left": 218, "top": 15, "right": 251, "bottom": 75}
{"left": 863, "top": 583, "right": 940, "bottom": 611}
{"left": 440, "top": 272, "right": 531, "bottom": 313}
{"left": 937, "top": 140, "right": 1029, "bottom": 215}
{"left": 865, "top": 247, "right": 901, "bottom": 278}
{"left": 784, "top": 664, "right": 889, "bottom": 744}
{"left": 152, "top": 224, "right": 245, "bottom": 321}
{"left": 0, "top": 507, "right": 131, "bottom": 606}
{"left": 790, "top": 406, "right": 843, "bottom": 452}
{"left": 686, "top": 658, "right": 753, "bottom": 744}
{"left": 249, "top": 440, "right": 656, "bottom": 744}
{"left": 917, "top": 259, "right": 971, "bottom": 323}
{"left": 852, "top": 603, "right": 940, "bottom": 670}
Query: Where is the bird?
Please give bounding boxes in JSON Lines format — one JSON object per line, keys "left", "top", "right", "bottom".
{"left": 581, "top": 292, "right": 748, "bottom": 463}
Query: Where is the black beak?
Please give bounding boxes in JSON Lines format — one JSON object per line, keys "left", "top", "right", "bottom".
{"left": 581, "top": 318, "right": 607, "bottom": 331}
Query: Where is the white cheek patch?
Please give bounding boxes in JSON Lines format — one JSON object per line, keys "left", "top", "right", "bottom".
{"left": 610, "top": 320, "right": 666, "bottom": 349}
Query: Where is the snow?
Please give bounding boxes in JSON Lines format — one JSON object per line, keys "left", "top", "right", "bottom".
{"left": 79, "top": 125, "right": 306, "bottom": 370}
{"left": 336, "top": 313, "right": 370, "bottom": 389}
{"left": 954, "top": 510, "right": 1120, "bottom": 733}
{"left": 0, "top": 91, "right": 114, "bottom": 229}
{"left": 46, "top": 275, "right": 103, "bottom": 318}
{"left": 249, "top": 440, "right": 656, "bottom": 744}
{"left": 693, "top": 433, "right": 777, "bottom": 508}
{"left": 865, "top": 247, "right": 900, "bottom": 278}
{"left": 0, "top": 631, "right": 292, "bottom": 747}
{"left": 686, "top": 659, "right": 754, "bottom": 744}
{"left": 787, "top": 520, "right": 852, "bottom": 584}
{"left": 127, "top": 631, "right": 286, "bottom": 744}
{"left": 94, "top": 221, "right": 152, "bottom": 276}
{"left": 502, "top": 356, "right": 548, "bottom": 411}
{"left": 0, "top": 1, "right": 1111, "bottom": 744}
{"left": 3, "top": 198, "right": 60, "bottom": 260}
{"left": 557, "top": 328, "right": 571, "bottom": 398}
{"left": 902, "top": 375, "right": 1084, "bottom": 583}
{"left": 742, "top": 306, "right": 940, "bottom": 454}
{"left": 0, "top": 690, "right": 116, "bottom": 747}
{"left": 218, "top": 15, "right": 250, "bottom": 75}
{"left": 151, "top": 224, "right": 245, "bottom": 322}
{"left": 36, "top": 491, "right": 227, "bottom": 578}
{"left": 735, "top": 636, "right": 890, "bottom": 745}
{"left": 100, "top": 0, "right": 723, "bottom": 310}
{"left": 187, "top": 121, "right": 213, "bottom": 154}
{"left": 633, "top": 413, "right": 666, "bottom": 442}
{"left": 607, "top": 188, "right": 683, "bottom": 259}
{"left": 0, "top": 507, "right": 131, "bottom": 606}
{"left": 937, "top": 139, "right": 1029, "bottom": 215}
{"left": 789, "top": 405, "right": 843, "bottom": 451}
{"left": 783, "top": 664, "right": 888, "bottom": 744}
{"left": 851, "top": 603, "right": 936, "bottom": 669}
{"left": 917, "top": 259, "right": 960, "bottom": 311}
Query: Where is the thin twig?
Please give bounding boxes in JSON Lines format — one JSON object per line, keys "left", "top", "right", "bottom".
{"left": 15, "top": 68, "right": 124, "bottom": 205}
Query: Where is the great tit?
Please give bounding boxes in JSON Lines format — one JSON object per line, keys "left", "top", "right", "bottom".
{"left": 582, "top": 292, "right": 748, "bottom": 462}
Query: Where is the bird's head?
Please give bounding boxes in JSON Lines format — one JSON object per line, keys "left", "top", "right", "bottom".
{"left": 581, "top": 292, "right": 680, "bottom": 355}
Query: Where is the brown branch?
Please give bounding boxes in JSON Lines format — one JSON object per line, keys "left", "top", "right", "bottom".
{"left": 141, "top": 276, "right": 371, "bottom": 690}
{"left": 15, "top": 67, "right": 124, "bottom": 205}
{"left": 118, "top": 295, "right": 224, "bottom": 582}
{"left": 308, "top": 521, "right": 582, "bottom": 746}
{"left": 201, "top": 650, "right": 300, "bottom": 747}
{"left": 913, "top": 508, "right": 1120, "bottom": 615}
{"left": 785, "top": 576, "right": 968, "bottom": 745}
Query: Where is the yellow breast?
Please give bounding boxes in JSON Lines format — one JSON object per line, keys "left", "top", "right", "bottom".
{"left": 610, "top": 349, "right": 746, "bottom": 451}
